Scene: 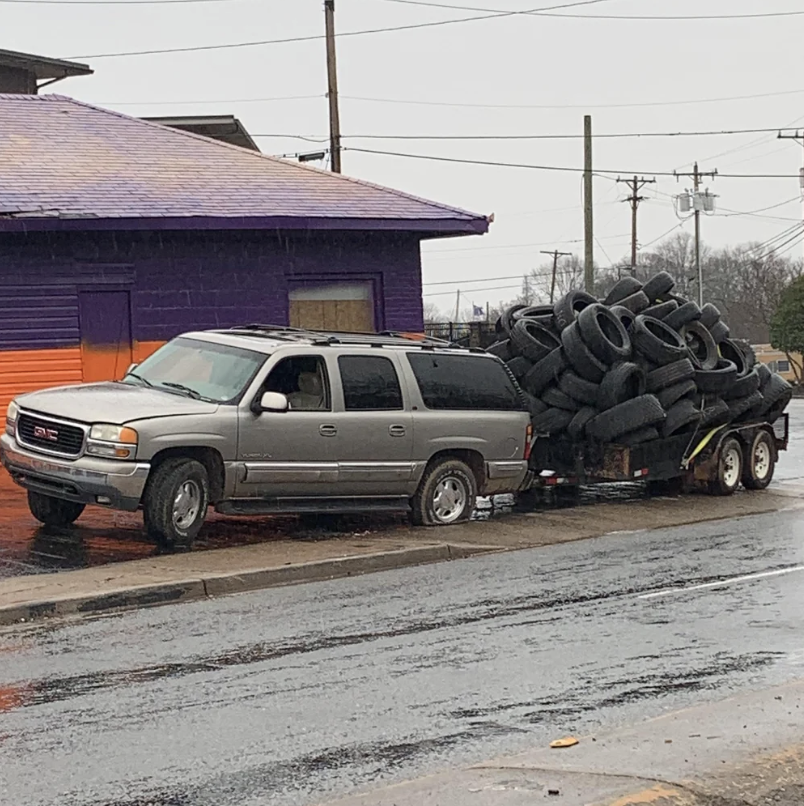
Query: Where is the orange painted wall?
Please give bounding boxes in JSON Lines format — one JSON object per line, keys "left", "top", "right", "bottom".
{"left": 0, "top": 341, "right": 166, "bottom": 430}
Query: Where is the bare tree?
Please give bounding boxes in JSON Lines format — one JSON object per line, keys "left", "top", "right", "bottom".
{"left": 422, "top": 301, "right": 444, "bottom": 324}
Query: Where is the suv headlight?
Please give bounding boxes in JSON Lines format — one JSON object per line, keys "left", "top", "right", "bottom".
{"left": 5, "top": 401, "right": 19, "bottom": 437}
{"left": 86, "top": 424, "right": 138, "bottom": 459}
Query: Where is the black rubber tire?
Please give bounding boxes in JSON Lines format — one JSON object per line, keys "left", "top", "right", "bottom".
{"left": 561, "top": 322, "right": 608, "bottom": 383}
{"left": 587, "top": 394, "right": 665, "bottom": 442}
{"left": 577, "top": 303, "right": 632, "bottom": 364}
{"left": 642, "top": 271, "right": 675, "bottom": 302}
{"left": 567, "top": 406, "right": 597, "bottom": 440}
{"left": 542, "top": 385, "right": 581, "bottom": 412}
{"left": 709, "top": 437, "right": 743, "bottom": 497}
{"left": 143, "top": 458, "right": 209, "bottom": 550}
{"left": 27, "top": 491, "right": 85, "bottom": 527}
{"left": 632, "top": 315, "right": 689, "bottom": 366}
{"left": 699, "top": 303, "right": 722, "bottom": 329}
{"left": 728, "top": 390, "right": 764, "bottom": 423}
{"left": 758, "top": 373, "right": 793, "bottom": 419}
{"left": 617, "top": 290, "right": 651, "bottom": 314}
{"left": 642, "top": 300, "right": 679, "bottom": 321}
{"left": 559, "top": 370, "right": 600, "bottom": 407}
{"left": 681, "top": 321, "right": 718, "bottom": 371}
{"left": 701, "top": 398, "right": 731, "bottom": 429}
{"left": 597, "top": 362, "right": 646, "bottom": 411}
{"left": 523, "top": 392, "right": 548, "bottom": 418}
{"left": 694, "top": 359, "right": 739, "bottom": 394}
{"left": 553, "top": 290, "right": 597, "bottom": 332}
{"left": 766, "top": 393, "right": 793, "bottom": 424}
{"left": 663, "top": 398, "right": 703, "bottom": 437}
{"left": 645, "top": 358, "right": 695, "bottom": 392}
{"left": 486, "top": 340, "right": 513, "bottom": 361}
{"left": 510, "top": 318, "right": 561, "bottom": 363}
{"left": 709, "top": 320, "right": 730, "bottom": 344}
{"left": 513, "top": 304, "right": 554, "bottom": 322}
{"left": 532, "top": 406, "right": 575, "bottom": 435}
{"left": 619, "top": 426, "right": 661, "bottom": 446}
{"left": 410, "top": 458, "right": 477, "bottom": 527}
{"left": 742, "top": 430, "right": 776, "bottom": 490}
{"left": 522, "top": 347, "right": 568, "bottom": 396}
{"left": 657, "top": 379, "right": 697, "bottom": 410}
{"left": 500, "top": 304, "right": 529, "bottom": 336}
{"left": 719, "top": 339, "right": 750, "bottom": 377}
{"left": 506, "top": 355, "right": 532, "bottom": 380}
{"left": 664, "top": 301, "right": 702, "bottom": 332}
{"left": 604, "top": 276, "right": 643, "bottom": 305}
{"left": 609, "top": 305, "right": 636, "bottom": 332}
{"left": 723, "top": 368, "right": 760, "bottom": 401}
{"left": 733, "top": 339, "right": 757, "bottom": 370}
{"left": 757, "top": 362, "right": 773, "bottom": 389}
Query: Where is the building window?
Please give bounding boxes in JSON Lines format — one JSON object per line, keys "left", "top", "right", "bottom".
{"left": 777, "top": 359, "right": 790, "bottom": 373}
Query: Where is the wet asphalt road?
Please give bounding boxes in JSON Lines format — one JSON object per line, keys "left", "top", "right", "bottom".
{"left": 2, "top": 400, "right": 802, "bottom": 581}
{"left": 3, "top": 504, "right": 804, "bottom": 806}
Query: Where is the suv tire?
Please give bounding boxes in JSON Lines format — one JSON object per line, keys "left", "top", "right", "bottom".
{"left": 411, "top": 458, "right": 477, "bottom": 526}
{"left": 27, "top": 491, "right": 85, "bottom": 527}
{"left": 143, "top": 458, "right": 209, "bottom": 550}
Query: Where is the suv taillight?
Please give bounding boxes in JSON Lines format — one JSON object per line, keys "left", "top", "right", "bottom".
{"left": 524, "top": 423, "right": 533, "bottom": 461}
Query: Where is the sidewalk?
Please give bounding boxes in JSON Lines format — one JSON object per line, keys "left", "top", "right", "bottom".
{"left": 0, "top": 487, "right": 798, "bottom": 627}
{"left": 318, "top": 678, "right": 804, "bottom": 805}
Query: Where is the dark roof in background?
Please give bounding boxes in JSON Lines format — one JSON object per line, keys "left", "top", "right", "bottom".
{"left": 0, "top": 94, "right": 488, "bottom": 236}
{"left": 142, "top": 115, "right": 260, "bottom": 153}
{"left": 0, "top": 48, "right": 92, "bottom": 83}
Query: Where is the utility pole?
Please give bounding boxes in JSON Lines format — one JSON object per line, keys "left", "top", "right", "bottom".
{"left": 583, "top": 115, "right": 594, "bottom": 293}
{"left": 324, "top": 0, "right": 342, "bottom": 173}
{"left": 778, "top": 130, "right": 804, "bottom": 260}
{"left": 674, "top": 162, "right": 717, "bottom": 306}
{"left": 541, "top": 250, "right": 573, "bottom": 304}
{"left": 616, "top": 175, "right": 656, "bottom": 276}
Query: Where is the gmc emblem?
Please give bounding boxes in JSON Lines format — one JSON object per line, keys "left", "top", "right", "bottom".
{"left": 33, "top": 426, "right": 59, "bottom": 442}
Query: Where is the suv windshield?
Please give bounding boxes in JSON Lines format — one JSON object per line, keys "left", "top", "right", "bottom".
{"left": 123, "top": 337, "right": 266, "bottom": 403}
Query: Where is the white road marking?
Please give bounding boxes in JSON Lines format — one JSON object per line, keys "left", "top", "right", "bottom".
{"left": 639, "top": 564, "right": 804, "bottom": 600}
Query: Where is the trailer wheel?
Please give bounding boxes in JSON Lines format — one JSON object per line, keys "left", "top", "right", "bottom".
{"left": 742, "top": 430, "right": 776, "bottom": 491}
{"left": 709, "top": 437, "right": 743, "bottom": 496}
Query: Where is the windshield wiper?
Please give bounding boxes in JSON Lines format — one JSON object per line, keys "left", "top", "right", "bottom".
{"left": 161, "top": 381, "right": 202, "bottom": 400}
{"left": 125, "top": 370, "right": 154, "bottom": 388}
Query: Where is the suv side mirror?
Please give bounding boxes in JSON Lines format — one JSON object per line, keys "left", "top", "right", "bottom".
{"left": 258, "top": 391, "right": 289, "bottom": 413}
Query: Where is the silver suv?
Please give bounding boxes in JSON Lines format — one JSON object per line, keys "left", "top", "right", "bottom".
{"left": 1, "top": 327, "right": 531, "bottom": 549}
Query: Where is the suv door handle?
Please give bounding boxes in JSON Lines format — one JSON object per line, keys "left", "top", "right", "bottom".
{"left": 319, "top": 424, "right": 338, "bottom": 437}
{"left": 389, "top": 425, "right": 406, "bottom": 437}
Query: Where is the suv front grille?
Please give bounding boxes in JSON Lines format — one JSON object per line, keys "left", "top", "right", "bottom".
{"left": 17, "top": 413, "right": 85, "bottom": 457}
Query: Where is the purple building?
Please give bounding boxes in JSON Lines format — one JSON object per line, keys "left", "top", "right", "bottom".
{"left": 0, "top": 93, "right": 488, "bottom": 420}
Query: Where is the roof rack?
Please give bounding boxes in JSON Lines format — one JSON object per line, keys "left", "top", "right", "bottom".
{"left": 223, "top": 324, "right": 465, "bottom": 350}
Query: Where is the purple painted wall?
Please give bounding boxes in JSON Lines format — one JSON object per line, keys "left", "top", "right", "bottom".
{"left": 0, "top": 229, "right": 425, "bottom": 351}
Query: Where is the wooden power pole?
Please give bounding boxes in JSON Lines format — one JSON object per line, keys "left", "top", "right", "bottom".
{"left": 583, "top": 115, "right": 594, "bottom": 293}
{"left": 616, "top": 175, "right": 656, "bottom": 276}
{"left": 324, "top": 0, "right": 342, "bottom": 173}
{"left": 541, "top": 250, "right": 573, "bottom": 304}
{"left": 778, "top": 129, "right": 804, "bottom": 261}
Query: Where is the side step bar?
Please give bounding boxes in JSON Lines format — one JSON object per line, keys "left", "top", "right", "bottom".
{"left": 216, "top": 497, "right": 410, "bottom": 516}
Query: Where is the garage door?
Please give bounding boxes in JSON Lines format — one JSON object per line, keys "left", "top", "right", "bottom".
{"left": 289, "top": 283, "right": 374, "bottom": 333}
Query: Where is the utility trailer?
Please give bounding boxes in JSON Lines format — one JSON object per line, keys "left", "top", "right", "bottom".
{"left": 523, "top": 414, "right": 789, "bottom": 499}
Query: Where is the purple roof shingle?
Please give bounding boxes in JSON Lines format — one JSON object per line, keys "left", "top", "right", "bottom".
{"left": 0, "top": 94, "right": 488, "bottom": 235}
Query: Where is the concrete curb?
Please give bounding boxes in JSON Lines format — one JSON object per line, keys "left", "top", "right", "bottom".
{"left": 0, "top": 543, "right": 495, "bottom": 627}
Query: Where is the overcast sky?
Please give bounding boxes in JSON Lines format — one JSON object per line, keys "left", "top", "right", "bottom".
{"left": 7, "top": 0, "right": 804, "bottom": 312}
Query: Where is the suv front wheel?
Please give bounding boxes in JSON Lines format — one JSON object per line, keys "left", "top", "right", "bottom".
{"left": 411, "top": 458, "right": 477, "bottom": 526}
{"left": 143, "top": 458, "right": 209, "bottom": 551}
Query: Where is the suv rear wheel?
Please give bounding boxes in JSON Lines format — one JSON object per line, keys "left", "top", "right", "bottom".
{"left": 411, "top": 458, "right": 477, "bottom": 526}
{"left": 27, "top": 491, "right": 85, "bottom": 527}
{"left": 143, "top": 458, "right": 209, "bottom": 551}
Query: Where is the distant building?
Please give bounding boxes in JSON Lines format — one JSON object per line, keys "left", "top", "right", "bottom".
{"left": 754, "top": 344, "right": 801, "bottom": 383}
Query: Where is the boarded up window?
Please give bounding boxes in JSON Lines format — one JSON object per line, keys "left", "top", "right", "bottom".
{"left": 289, "top": 283, "right": 374, "bottom": 333}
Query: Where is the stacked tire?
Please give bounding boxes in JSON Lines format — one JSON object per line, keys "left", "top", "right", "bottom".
{"left": 487, "top": 272, "right": 793, "bottom": 444}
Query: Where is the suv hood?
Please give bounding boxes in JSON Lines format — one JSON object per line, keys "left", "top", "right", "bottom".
{"left": 17, "top": 382, "right": 219, "bottom": 425}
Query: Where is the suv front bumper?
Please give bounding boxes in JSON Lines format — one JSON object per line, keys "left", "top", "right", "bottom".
{"left": 0, "top": 434, "right": 150, "bottom": 512}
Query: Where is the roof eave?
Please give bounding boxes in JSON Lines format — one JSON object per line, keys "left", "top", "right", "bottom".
{"left": 0, "top": 215, "right": 489, "bottom": 235}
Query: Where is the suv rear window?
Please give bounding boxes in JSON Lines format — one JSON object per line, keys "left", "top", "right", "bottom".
{"left": 406, "top": 353, "right": 523, "bottom": 411}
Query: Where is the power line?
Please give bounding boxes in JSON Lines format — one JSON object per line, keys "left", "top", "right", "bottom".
{"left": 103, "top": 94, "right": 323, "bottom": 106}
{"left": 67, "top": 0, "right": 606, "bottom": 58}
{"left": 719, "top": 196, "right": 802, "bottom": 219}
{"left": 379, "top": 0, "right": 804, "bottom": 20}
{"left": 346, "top": 146, "right": 804, "bottom": 179}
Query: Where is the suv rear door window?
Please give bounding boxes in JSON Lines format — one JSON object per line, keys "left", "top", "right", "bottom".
{"left": 338, "top": 355, "right": 403, "bottom": 411}
{"left": 406, "top": 353, "right": 523, "bottom": 411}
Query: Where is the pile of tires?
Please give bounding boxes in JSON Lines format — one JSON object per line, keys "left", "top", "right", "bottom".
{"left": 487, "top": 271, "right": 793, "bottom": 444}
